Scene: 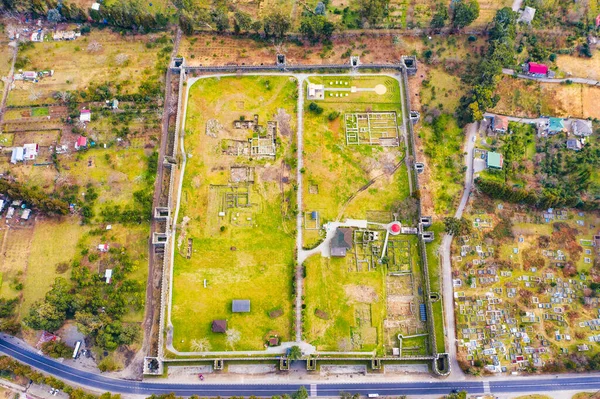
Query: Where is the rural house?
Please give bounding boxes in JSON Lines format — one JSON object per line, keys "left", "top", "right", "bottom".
{"left": 80, "top": 109, "right": 91, "bottom": 123}
{"left": 22, "top": 71, "right": 37, "bottom": 81}
{"left": 104, "top": 269, "right": 113, "bottom": 284}
{"left": 98, "top": 244, "right": 109, "bottom": 252}
{"left": 307, "top": 83, "right": 325, "bottom": 100}
{"left": 30, "top": 30, "right": 43, "bottom": 42}
{"left": 53, "top": 31, "right": 77, "bottom": 41}
{"left": 232, "top": 300, "right": 250, "bottom": 313}
{"left": 23, "top": 143, "right": 38, "bottom": 161}
{"left": 526, "top": 62, "right": 549, "bottom": 77}
{"left": 212, "top": 319, "right": 227, "bottom": 333}
{"left": 547, "top": 118, "right": 565, "bottom": 134}
{"left": 571, "top": 120, "right": 593, "bottom": 137}
{"left": 10, "top": 147, "right": 24, "bottom": 164}
{"left": 518, "top": 6, "right": 536, "bottom": 24}
{"left": 330, "top": 227, "right": 353, "bottom": 257}
{"left": 75, "top": 136, "right": 88, "bottom": 150}
{"left": 492, "top": 115, "right": 509, "bottom": 133}
{"left": 487, "top": 152, "right": 504, "bottom": 169}
{"left": 566, "top": 139, "right": 582, "bottom": 151}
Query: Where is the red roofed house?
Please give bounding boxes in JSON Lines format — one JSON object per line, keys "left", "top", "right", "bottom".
{"left": 596, "top": 14, "right": 600, "bottom": 28}
{"left": 527, "top": 62, "right": 548, "bottom": 77}
{"left": 75, "top": 136, "right": 87, "bottom": 150}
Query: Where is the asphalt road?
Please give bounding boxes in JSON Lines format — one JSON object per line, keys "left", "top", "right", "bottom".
{"left": 3, "top": 337, "right": 600, "bottom": 397}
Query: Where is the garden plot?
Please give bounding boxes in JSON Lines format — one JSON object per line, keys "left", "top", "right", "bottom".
{"left": 172, "top": 76, "right": 297, "bottom": 352}
{"left": 345, "top": 112, "right": 399, "bottom": 146}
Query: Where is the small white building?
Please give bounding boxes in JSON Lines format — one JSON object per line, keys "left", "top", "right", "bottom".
{"left": 21, "top": 208, "right": 31, "bottom": 220}
{"left": 53, "top": 31, "right": 77, "bottom": 41}
{"left": 104, "top": 269, "right": 113, "bottom": 284}
{"left": 98, "top": 244, "right": 109, "bottom": 252}
{"left": 91, "top": 2, "right": 100, "bottom": 10}
{"left": 307, "top": 83, "right": 325, "bottom": 100}
{"left": 80, "top": 109, "right": 91, "bottom": 123}
{"left": 23, "top": 143, "right": 38, "bottom": 161}
{"left": 6, "top": 207, "right": 15, "bottom": 219}
{"left": 10, "top": 147, "right": 24, "bottom": 164}
{"left": 518, "top": 6, "right": 536, "bottom": 24}
{"left": 30, "top": 30, "right": 43, "bottom": 42}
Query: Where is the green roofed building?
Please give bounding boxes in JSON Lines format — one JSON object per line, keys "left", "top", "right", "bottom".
{"left": 487, "top": 152, "right": 503, "bottom": 169}
{"left": 548, "top": 117, "right": 565, "bottom": 134}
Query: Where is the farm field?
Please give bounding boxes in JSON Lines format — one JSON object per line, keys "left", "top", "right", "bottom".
{"left": 492, "top": 76, "right": 600, "bottom": 119}
{"left": 7, "top": 30, "right": 169, "bottom": 106}
{"left": 172, "top": 75, "right": 298, "bottom": 352}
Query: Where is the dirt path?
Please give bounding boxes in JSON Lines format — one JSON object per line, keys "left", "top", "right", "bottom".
{"left": 0, "top": 43, "right": 18, "bottom": 125}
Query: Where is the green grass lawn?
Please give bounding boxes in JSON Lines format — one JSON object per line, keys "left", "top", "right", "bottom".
{"left": 425, "top": 222, "right": 446, "bottom": 354}
{"left": 172, "top": 75, "right": 298, "bottom": 352}
{"left": 19, "top": 219, "right": 88, "bottom": 318}
{"left": 31, "top": 107, "right": 49, "bottom": 117}
{"left": 419, "top": 114, "right": 464, "bottom": 216}
{"left": 303, "top": 254, "right": 386, "bottom": 353}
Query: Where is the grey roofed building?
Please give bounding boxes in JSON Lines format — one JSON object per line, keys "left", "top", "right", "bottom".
{"left": 330, "top": 227, "right": 353, "bottom": 257}
{"left": 212, "top": 319, "right": 227, "bottom": 333}
{"left": 566, "top": 139, "right": 582, "bottom": 151}
{"left": 232, "top": 299, "right": 250, "bottom": 313}
{"left": 518, "top": 6, "right": 536, "bottom": 24}
{"left": 571, "top": 119, "right": 593, "bottom": 137}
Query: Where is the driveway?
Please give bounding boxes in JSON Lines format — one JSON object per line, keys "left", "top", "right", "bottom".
{"left": 502, "top": 68, "right": 600, "bottom": 86}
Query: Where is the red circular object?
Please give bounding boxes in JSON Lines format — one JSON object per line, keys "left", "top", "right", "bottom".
{"left": 391, "top": 223, "right": 400, "bottom": 233}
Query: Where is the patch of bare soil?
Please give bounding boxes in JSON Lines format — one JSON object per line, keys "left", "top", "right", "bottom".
{"left": 274, "top": 108, "right": 292, "bottom": 137}
{"left": 344, "top": 284, "right": 379, "bottom": 303}
{"left": 260, "top": 165, "right": 279, "bottom": 182}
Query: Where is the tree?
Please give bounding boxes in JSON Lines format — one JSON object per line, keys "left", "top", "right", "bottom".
{"left": 24, "top": 301, "right": 65, "bottom": 332}
{"left": 211, "top": 7, "right": 230, "bottom": 32}
{"left": 288, "top": 345, "right": 302, "bottom": 360}
{"left": 190, "top": 338, "right": 211, "bottom": 352}
{"left": 233, "top": 11, "right": 252, "bottom": 33}
{"left": 47, "top": 8, "right": 62, "bottom": 23}
{"left": 225, "top": 328, "right": 241, "bottom": 349}
{"left": 263, "top": 12, "right": 291, "bottom": 38}
{"left": 451, "top": 0, "right": 479, "bottom": 29}
{"left": 356, "top": 0, "right": 389, "bottom": 26}
{"left": 87, "top": 41, "right": 102, "bottom": 52}
{"left": 299, "top": 14, "right": 335, "bottom": 43}
{"left": 430, "top": 4, "right": 448, "bottom": 29}
{"left": 315, "top": 1, "right": 326, "bottom": 15}
{"left": 292, "top": 387, "right": 308, "bottom": 399}
{"left": 444, "top": 217, "right": 471, "bottom": 236}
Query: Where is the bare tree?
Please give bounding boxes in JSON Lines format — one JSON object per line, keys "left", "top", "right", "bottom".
{"left": 225, "top": 328, "right": 241, "bottom": 350}
{"left": 115, "top": 53, "right": 129, "bottom": 66}
{"left": 53, "top": 91, "right": 72, "bottom": 103}
{"left": 28, "top": 87, "right": 41, "bottom": 101}
{"left": 87, "top": 41, "right": 102, "bottom": 53}
{"left": 190, "top": 338, "right": 211, "bottom": 352}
